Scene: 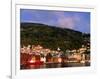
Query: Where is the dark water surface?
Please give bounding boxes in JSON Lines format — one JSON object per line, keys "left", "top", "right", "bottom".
{"left": 21, "top": 62, "right": 90, "bottom": 69}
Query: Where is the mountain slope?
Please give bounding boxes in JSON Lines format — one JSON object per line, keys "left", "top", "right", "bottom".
{"left": 20, "top": 23, "right": 87, "bottom": 51}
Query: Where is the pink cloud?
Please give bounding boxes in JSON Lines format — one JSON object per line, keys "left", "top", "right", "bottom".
{"left": 53, "top": 12, "right": 80, "bottom": 29}
{"left": 58, "top": 17, "right": 75, "bottom": 29}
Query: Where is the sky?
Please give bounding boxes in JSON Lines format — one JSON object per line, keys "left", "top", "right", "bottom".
{"left": 20, "top": 9, "right": 90, "bottom": 33}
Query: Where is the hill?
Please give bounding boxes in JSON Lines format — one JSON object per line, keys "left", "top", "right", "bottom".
{"left": 21, "top": 23, "right": 90, "bottom": 51}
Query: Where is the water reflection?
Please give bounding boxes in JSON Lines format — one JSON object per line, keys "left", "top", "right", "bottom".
{"left": 21, "top": 62, "right": 90, "bottom": 69}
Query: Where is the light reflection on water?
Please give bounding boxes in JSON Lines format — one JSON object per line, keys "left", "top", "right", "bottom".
{"left": 21, "top": 62, "right": 90, "bottom": 69}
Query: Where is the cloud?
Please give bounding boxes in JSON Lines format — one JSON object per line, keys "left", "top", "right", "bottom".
{"left": 51, "top": 12, "right": 80, "bottom": 29}
{"left": 58, "top": 17, "right": 75, "bottom": 29}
